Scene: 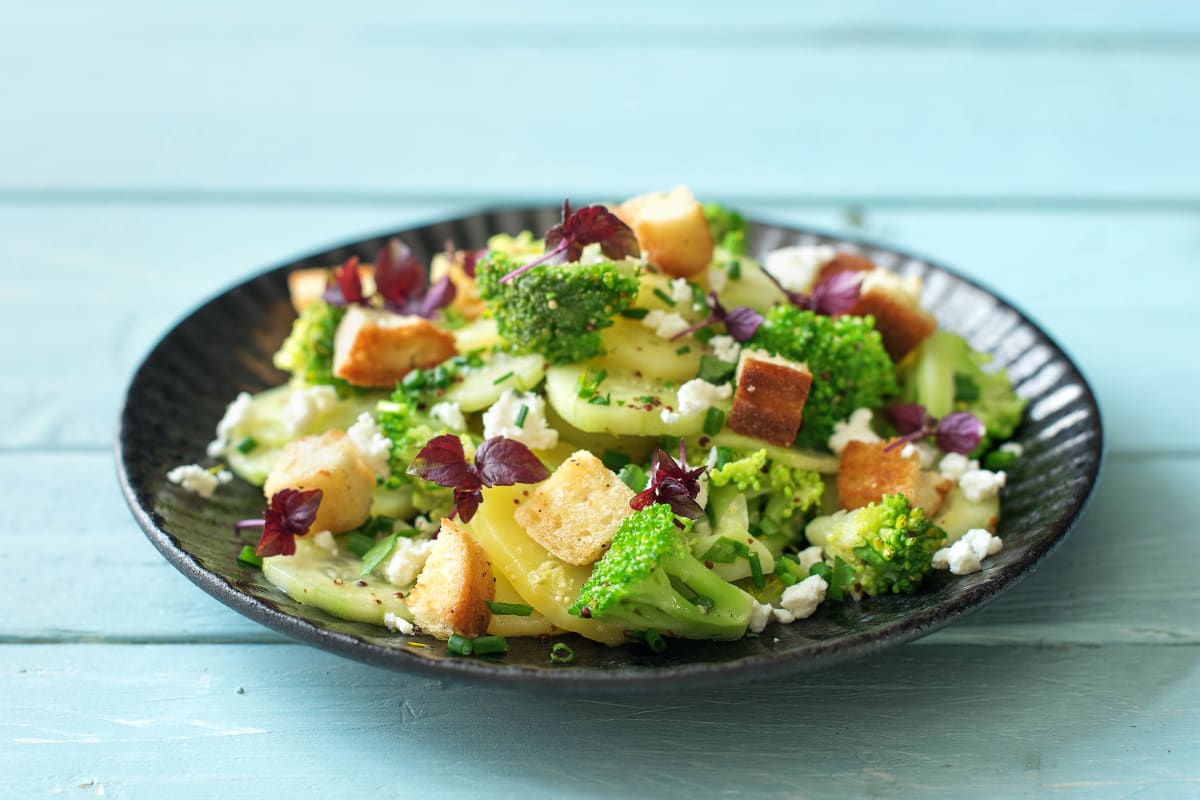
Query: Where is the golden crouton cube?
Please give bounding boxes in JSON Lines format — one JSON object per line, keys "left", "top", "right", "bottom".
{"left": 914, "top": 469, "right": 953, "bottom": 517}
{"left": 406, "top": 519, "right": 495, "bottom": 640}
{"left": 852, "top": 286, "right": 937, "bottom": 362}
{"left": 815, "top": 251, "right": 875, "bottom": 286}
{"left": 263, "top": 430, "right": 375, "bottom": 533}
{"left": 332, "top": 305, "right": 458, "bottom": 388}
{"left": 836, "top": 439, "right": 921, "bottom": 511}
{"left": 430, "top": 252, "right": 486, "bottom": 321}
{"left": 616, "top": 186, "right": 714, "bottom": 278}
{"left": 514, "top": 450, "right": 634, "bottom": 566}
{"left": 287, "top": 265, "right": 377, "bottom": 313}
{"left": 727, "top": 350, "right": 813, "bottom": 447}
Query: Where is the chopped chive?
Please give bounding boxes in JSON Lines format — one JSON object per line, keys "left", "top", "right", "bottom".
{"left": 447, "top": 634, "right": 473, "bottom": 656}
{"left": 620, "top": 307, "right": 649, "bottom": 320}
{"left": 652, "top": 287, "right": 676, "bottom": 306}
{"left": 675, "top": 345, "right": 691, "bottom": 355}
{"left": 237, "top": 545, "right": 263, "bottom": 569}
{"left": 406, "top": 641, "right": 430, "bottom": 649}
{"left": 345, "top": 531, "right": 375, "bottom": 558}
{"left": 697, "top": 355, "right": 736, "bottom": 384}
{"left": 360, "top": 533, "right": 399, "bottom": 577}
{"left": 515, "top": 404, "right": 529, "bottom": 429}
{"left": 601, "top": 449, "right": 631, "bottom": 471}
{"left": 703, "top": 407, "right": 727, "bottom": 437}
{"left": 617, "top": 463, "right": 648, "bottom": 492}
{"left": 728, "top": 260, "right": 742, "bottom": 280}
{"left": 485, "top": 601, "right": 533, "bottom": 617}
{"left": 984, "top": 449, "right": 1017, "bottom": 471}
{"left": 235, "top": 436, "right": 258, "bottom": 454}
{"left": 749, "top": 552, "right": 765, "bottom": 589}
{"left": 586, "top": 393, "right": 611, "bottom": 406}
{"left": 695, "top": 327, "right": 715, "bottom": 344}
{"left": 644, "top": 629, "right": 668, "bottom": 653}
{"left": 713, "top": 446, "right": 735, "bottom": 469}
{"left": 695, "top": 596, "right": 715, "bottom": 612}
{"left": 471, "top": 635, "right": 509, "bottom": 656}
{"left": 492, "top": 370, "right": 514, "bottom": 385}
{"left": 549, "top": 642, "right": 575, "bottom": 664}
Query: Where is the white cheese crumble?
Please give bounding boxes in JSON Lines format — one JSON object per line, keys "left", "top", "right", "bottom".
{"left": 959, "top": 468, "right": 1007, "bottom": 503}
{"left": 828, "top": 408, "right": 882, "bottom": 455}
{"left": 797, "top": 545, "right": 824, "bottom": 573}
{"left": 708, "top": 334, "right": 741, "bottom": 364}
{"left": 413, "top": 515, "right": 441, "bottom": 536}
{"left": 763, "top": 244, "right": 835, "bottom": 293}
{"left": 669, "top": 277, "right": 694, "bottom": 306}
{"left": 932, "top": 528, "right": 1003, "bottom": 575}
{"left": 660, "top": 408, "right": 681, "bottom": 425}
{"left": 912, "top": 440, "right": 939, "bottom": 469}
{"left": 166, "top": 464, "right": 232, "bottom": 499}
{"left": 900, "top": 443, "right": 918, "bottom": 460}
{"left": 383, "top": 537, "right": 436, "bottom": 588}
{"left": 1000, "top": 442, "right": 1025, "bottom": 457}
{"left": 206, "top": 391, "right": 253, "bottom": 457}
{"left": 676, "top": 379, "right": 733, "bottom": 416}
{"left": 429, "top": 401, "right": 467, "bottom": 432}
{"left": 383, "top": 612, "right": 415, "bottom": 635}
{"left": 311, "top": 530, "right": 338, "bottom": 555}
{"left": 773, "top": 575, "right": 829, "bottom": 623}
{"left": 860, "top": 268, "right": 922, "bottom": 306}
{"left": 642, "top": 309, "right": 691, "bottom": 339}
{"left": 282, "top": 385, "right": 339, "bottom": 435}
{"left": 749, "top": 600, "right": 773, "bottom": 634}
{"left": 347, "top": 412, "right": 392, "bottom": 479}
{"left": 938, "top": 452, "right": 978, "bottom": 482}
{"left": 482, "top": 389, "right": 558, "bottom": 450}
{"left": 707, "top": 266, "right": 729, "bottom": 293}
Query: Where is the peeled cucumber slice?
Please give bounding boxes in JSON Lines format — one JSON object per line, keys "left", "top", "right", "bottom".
{"left": 545, "top": 364, "right": 714, "bottom": 437}
{"left": 262, "top": 538, "right": 409, "bottom": 625}
{"left": 443, "top": 352, "right": 546, "bottom": 412}
{"left": 932, "top": 487, "right": 1001, "bottom": 543}
{"left": 594, "top": 318, "right": 702, "bottom": 384}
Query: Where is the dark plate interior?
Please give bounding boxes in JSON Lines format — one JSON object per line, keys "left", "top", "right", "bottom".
{"left": 117, "top": 208, "right": 1103, "bottom": 691}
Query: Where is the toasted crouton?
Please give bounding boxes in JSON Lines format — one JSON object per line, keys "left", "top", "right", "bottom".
{"left": 406, "top": 519, "right": 495, "bottom": 640}
{"left": 616, "top": 186, "right": 713, "bottom": 278}
{"left": 727, "top": 349, "right": 813, "bottom": 447}
{"left": 815, "top": 251, "right": 875, "bottom": 286}
{"left": 287, "top": 265, "right": 377, "bottom": 313}
{"left": 836, "top": 439, "right": 921, "bottom": 511}
{"left": 332, "top": 305, "right": 457, "bottom": 388}
{"left": 263, "top": 430, "right": 375, "bottom": 533}
{"left": 849, "top": 270, "right": 936, "bottom": 361}
{"left": 430, "top": 252, "right": 486, "bottom": 320}
{"left": 514, "top": 450, "right": 634, "bottom": 565}
{"left": 914, "top": 469, "right": 953, "bottom": 517}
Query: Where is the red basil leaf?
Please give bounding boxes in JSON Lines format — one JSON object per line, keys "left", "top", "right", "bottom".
{"left": 886, "top": 404, "right": 932, "bottom": 436}
{"left": 269, "top": 488, "right": 323, "bottom": 536}
{"left": 545, "top": 202, "right": 640, "bottom": 265}
{"left": 375, "top": 238, "right": 426, "bottom": 306}
{"left": 256, "top": 508, "right": 298, "bottom": 557}
{"left": 323, "top": 256, "right": 364, "bottom": 307}
{"left": 630, "top": 486, "right": 658, "bottom": 511}
{"left": 810, "top": 269, "right": 862, "bottom": 316}
{"left": 418, "top": 275, "right": 457, "bottom": 318}
{"left": 408, "top": 434, "right": 477, "bottom": 488}
{"left": 474, "top": 437, "right": 551, "bottom": 488}
{"left": 723, "top": 306, "right": 764, "bottom": 342}
{"left": 453, "top": 487, "right": 483, "bottom": 523}
{"left": 462, "top": 248, "right": 485, "bottom": 279}
{"left": 654, "top": 478, "right": 706, "bottom": 520}
{"left": 936, "top": 412, "right": 986, "bottom": 454}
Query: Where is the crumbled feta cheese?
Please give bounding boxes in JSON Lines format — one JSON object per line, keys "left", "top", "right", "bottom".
{"left": 708, "top": 334, "right": 741, "bottom": 364}
{"left": 959, "top": 468, "right": 1007, "bottom": 503}
{"left": 660, "top": 408, "right": 681, "bottom": 425}
{"left": 932, "top": 528, "right": 1003, "bottom": 575}
{"left": 828, "top": 408, "right": 882, "bottom": 455}
{"left": 166, "top": 464, "right": 232, "bottom": 498}
{"left": 695, "top": 475, "right": 709, "bottom": 510}
{"left": 938, "top": 452, "right": 979, "bottom": 482}
{"left": 282, "top": 385, "right": 339, "bottom": 435}
{"left": 429, "top": 401, "right": 467, "bottom": 432}
{"left": 797, "top": 545, "right": 824, "bottom": 573}
{"left": 773, "top": 575, "right": 828, "bottom": 623}
{"left": 860, "top": 268, "right": 922, "bottom": 306}
{"left": 206, "top": 391, "right": 253, "bottom": 457}
{"left": 642, "top": 309, "right": 691, "bottom": 339}
{"left": 482, "top": 389, "right": 558, "bottom": 450}
{"left": 669, "top": 277, "right": 693, "bottom": 305}
{"left": 900, "top": 443, "right": 918, "bottom": 460}
{"left": 676, "top": 379, "right": 733, "bottom": 416}
{"left": 912, "top": 440, "right": 939, "bottom": 468}
{"left": 413, "top": 515, "right": 441, "bottom": 536}
{"left": 312, "top": 530, "right": 338, "bottom": 555}
{"left": 763, "top": 244, "right": 836, "bottom": 293}
{"left": 383, "top": 537, "right": 436, "bottom": 588}
{"left": 707, "top": 266, "right": 729, "bottom": 293}
{"left": 749, "top": 600, "right": 772, "bottom": 634}
{"left": 1000, "top": 442, "right": 1025, "bottom": 457}
{"left": 383, "top": 612, "right": 415, "bottom": 635}
{"left": 347, "top": 412, "right": 392, "bottom": 478}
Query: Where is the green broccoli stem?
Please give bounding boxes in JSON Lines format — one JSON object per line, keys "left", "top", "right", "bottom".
{"left": 909, "top": 330, "right": 961, "bottom": 418}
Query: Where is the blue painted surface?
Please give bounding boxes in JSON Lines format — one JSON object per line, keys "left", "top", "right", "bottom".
{"left": 2, "top": 3, "right": 1199, "bottom": 798}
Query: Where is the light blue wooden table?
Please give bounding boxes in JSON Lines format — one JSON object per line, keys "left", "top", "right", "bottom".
{"left": 3, "top": 2, "right": 1198, "bottom": 797}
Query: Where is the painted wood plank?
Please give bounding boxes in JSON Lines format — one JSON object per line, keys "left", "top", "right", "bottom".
{"left": 2, "top": 642, "right": 1198, "bottom": 799}
{"left": 2, "top": 450, "right": 1193, "bottom": 646}
{"left": 3, "top": 11, "right": 1199, "bottom": 197}
{"left": 0, "top": 204, "right": 1192, "bottom": 452}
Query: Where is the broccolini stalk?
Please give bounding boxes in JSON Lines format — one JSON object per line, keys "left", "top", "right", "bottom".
{"left": 706, "top": 449, "right": 824, "bottom": 556}
{"left": 273, "top": 300, "right": 356, "bottom": 395}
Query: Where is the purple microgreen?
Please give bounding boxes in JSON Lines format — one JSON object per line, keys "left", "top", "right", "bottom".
{"left": 762, "top": 264, "right": 862, "bottom": 317}
{"left": 242, "top": 488, "right": 323, "bottom": 558}
{"left": 462, "top": 248, "right": 484, "bottom": 278}
{"left": 500, "top": 200, "right": 640, "bottom": 283}
{"left": 629, "top": 445, "right": 706, "bottom": 520}
{"left": 935, "top": 411, "right": 986, "bottom": 455}
{"left": 670, "top": 292, "right": 762, "bottom": 343}
{"left": 375, "top": 238, "right": 427, "bottom": 311}
{"left": 408, "top": 434, "right": 548, "bottom": 522}
{"left": 323, "top": 256, "right": 365, "bottom": 307}
{"left": 417, "top": 274, "right": 457, "bottom": 318}
{"left": 886, "top": 403, "right": 935, "bottom": 436}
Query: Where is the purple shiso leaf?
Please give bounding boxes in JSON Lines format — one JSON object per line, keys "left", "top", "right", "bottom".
{"left": 886, "top": 404, "right": 933, "bottom": 436}
{"left": 474, "top": 437, "right": 551, "bottom": 488}
{"left": 407, "top": 434, "right": 477, "bottom": 488}
{"left": 935, "top": 412, "right": 986, "bottom": 455}
{"left": 723, "top": 306, "right": 764, "bottom": 342}
{"left": 630, "top": 486, "right": 658, "bottom": 511}
{"left": 375, "top": 238, "right": 426, "bottom": 306}
{"left": 322, "top": 256, "right": 365, "bottom": 307}
{"left": 461, "top": 249, "right": 485, "bottom": 279}
{"left": 453, "top": 487, "right": 483, "bottom": 523}
{"left": 810, "top": 269, "right": 863, "bottom": 316}
{"left": 500, "top": 200, "right": 640, "bottom": 283}
{"left": 255, "top": 488, "right": 323, "bottom": 557}
{"left": 417, "top": 275, "right": 457, "bottom": 318}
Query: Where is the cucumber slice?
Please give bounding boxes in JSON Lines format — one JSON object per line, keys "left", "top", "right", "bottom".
{"left": 713, "top": 255, "right": 786, "bottom": 314}
{"left": 443, "top": 352, "right": 546, "bottom": 412}
{"left": 932, "top": 486, "right": 1000, "bottom": 543}
{"left": 453, "top": 317, "right": 502, "bottom": 353}
{"left": 699, "top": 430, "right": 841, "bottom": 474}
{"left": 593, "top": 318, "right": 702, "bottom": 384}
{"left": 262, "top": 538, "right": 409, "bottom": 625}
{"left": 545, "top": 364, "right": 711, "bottom": 437}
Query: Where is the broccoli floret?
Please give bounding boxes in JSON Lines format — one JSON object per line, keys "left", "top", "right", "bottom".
{"left": 569, "top": 503, "right": 754, "bottom": 640}
{"left": 374, "top": 393, "right": 464, "bottom": 520}
{"left": 750, "top": 306, "right": 898, "bottom": 450}
{"left": 707, "top": 449, "right": 824, "bottom": 556}
{"left": 273, "top": 300, "right": 357, "bottom": 394}
{"left": 476, "top": 252, "right": 639, "bottom": 364}
{"left": 898, "top": 330, "right": 1026, "bottom": 444}
{"left": 805, "top": 494, "right": 945, "bottom": 597}
{"left": 703, "top": 203, "right": 748, "bottom": 255}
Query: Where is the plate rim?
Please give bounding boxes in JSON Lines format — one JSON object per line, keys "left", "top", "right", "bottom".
{"left": 116, "top": 205, "right": 1105, "bottom": 692}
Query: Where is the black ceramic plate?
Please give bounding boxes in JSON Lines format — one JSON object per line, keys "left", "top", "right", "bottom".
{"left": 117, "top": 208, "right": 1102, "bottom": 691}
